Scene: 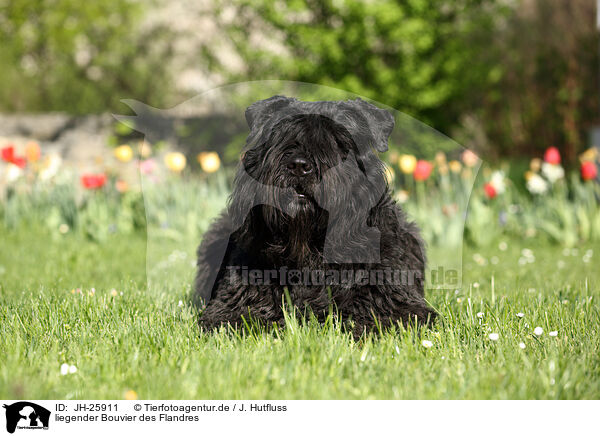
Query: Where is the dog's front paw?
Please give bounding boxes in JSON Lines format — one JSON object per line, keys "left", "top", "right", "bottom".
{"left": 404, "top": 303, "right": 437, "bottom": 327}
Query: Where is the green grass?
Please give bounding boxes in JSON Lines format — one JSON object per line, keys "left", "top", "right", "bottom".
{"left": 1, "top": 225, "right": 599, "bottom": 399}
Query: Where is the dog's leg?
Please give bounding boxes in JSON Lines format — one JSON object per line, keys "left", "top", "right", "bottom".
{"left": 194, "top": 214, "right": 233, "bottom": 306}
{"left": 199, "top": 283, "right": 285, "bottom": 332}
{"left": 342, "top": 290, "right": 437, "bottom": 339}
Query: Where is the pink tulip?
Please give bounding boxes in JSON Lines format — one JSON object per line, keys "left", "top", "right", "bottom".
{"left": 139, "top": 159, "right": 156, "bottom": 175}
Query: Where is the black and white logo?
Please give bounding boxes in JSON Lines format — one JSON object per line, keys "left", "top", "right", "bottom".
{"left": 3, "top": 402, "right": 50, "bottom": 434}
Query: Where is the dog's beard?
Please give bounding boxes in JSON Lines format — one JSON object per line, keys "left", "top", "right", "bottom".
{"left": 264, "top": 182, "right": 319, "bottom": 226}
{"left": 256, "top": 176, "right": 327, "bottom": 262}
{"left": 284, "top": 186, "right": 315, "bottom": 217}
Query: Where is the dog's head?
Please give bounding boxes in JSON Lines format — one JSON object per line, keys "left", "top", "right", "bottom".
{"left": 229, "top": 96, "right": 394, "bottom": 246}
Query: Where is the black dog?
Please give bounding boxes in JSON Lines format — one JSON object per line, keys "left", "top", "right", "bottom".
{"left": 195, "top": 96, "right": 436, "bottom": 337}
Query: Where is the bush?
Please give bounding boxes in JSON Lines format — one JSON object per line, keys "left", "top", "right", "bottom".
{"left": 0, "top": 0, "right": 176, "bottom": 113}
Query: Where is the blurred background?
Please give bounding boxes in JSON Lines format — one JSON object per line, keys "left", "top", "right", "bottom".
{"left": 1, "top": 0, "right": 600, "bottom": 264}
{"left": 1, "top": 0, "right": 598, "bottom": 159}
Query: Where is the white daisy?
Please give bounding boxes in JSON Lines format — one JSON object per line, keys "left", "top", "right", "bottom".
{"left": 521, "top": 248, "right": 534, "bottom": 258}
{"left": 488, "top": 333, "right": 499, "bottom": 341}
{"left": 60, "top": 363, "right": 69, "bottom": 376}
{"left": 534, "top": 327, "right": 544, "bottom": 336}
{"left": 422, "top": 340, "right": 433, "bottom": 348}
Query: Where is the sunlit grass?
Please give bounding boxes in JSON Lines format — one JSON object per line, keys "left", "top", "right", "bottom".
{"left": 0, "top": 227, "right": 598, "bottom": 399}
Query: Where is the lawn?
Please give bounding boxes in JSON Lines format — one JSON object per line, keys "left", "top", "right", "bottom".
{"left": 1, "top": 225, "right": 599, "bottom": 399}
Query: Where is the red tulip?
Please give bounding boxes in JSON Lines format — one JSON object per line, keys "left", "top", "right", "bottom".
{"left": 413, "top": 160, "right": 433, "bottom": 181}
{"left": 484, "top": 182, "right": 497, "bottom": 199}
{"left": 581, "top": 161, "right": 598, "bottom": 181}
{"left": 1, "top": 145, "right": 15, "bottom": 162}
{"left": 1, "top": 145, "right": 28, "bottom": 168}
{"left": 80, "top": 173, "right": 107, "bottom": 189}
{"left": 544, "top": 147, "right": 561, "bottom": 165}
{"left": 11, "top": 156, "right": 27, "bottom": 168}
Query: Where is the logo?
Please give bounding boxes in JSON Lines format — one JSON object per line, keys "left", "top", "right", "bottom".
{"left": 2, "top": 402, "right": 50, "bottom": 434}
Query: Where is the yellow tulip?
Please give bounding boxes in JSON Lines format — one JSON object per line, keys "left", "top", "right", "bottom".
{"left": 164, "top": 152, "right": 187, "bottom": 172}
{"left": 448, "top": 160, "right": 461, "bottom": 173}
{"left": 398, "top": 154, "right": 417, "bottom": 174}
{"left": 580, "top": 147, "right": 598, "bottom": 162}
{"left": 197, "top": 151, "right": 221, "bottom": 173}
{"left": 524, "top": 170, "right": 535, "bottom": 181}
{"left": 114, "top": 145, "right": 133, "bottom": 162}
{"left": 529, "top": 158, "right": 542, "bottom": 172}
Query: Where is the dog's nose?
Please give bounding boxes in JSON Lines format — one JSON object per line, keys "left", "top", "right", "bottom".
{"left": 287, "top": 157, "right": 313, "bottom": 176}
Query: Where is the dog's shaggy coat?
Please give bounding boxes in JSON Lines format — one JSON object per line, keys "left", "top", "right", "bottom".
{"left": 195, "top": 96, "right": 436, "bottom": 336}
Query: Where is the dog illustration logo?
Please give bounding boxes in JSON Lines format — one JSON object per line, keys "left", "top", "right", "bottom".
{"left": 3, "top": 402, "right": 50, "bottom": 433}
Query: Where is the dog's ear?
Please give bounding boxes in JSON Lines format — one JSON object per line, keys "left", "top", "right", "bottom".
{"left": 347, "top": 98, "right": 394, "bottom": 152}
{"left": 245, "top": 95, "right": 296, "bottom": 131}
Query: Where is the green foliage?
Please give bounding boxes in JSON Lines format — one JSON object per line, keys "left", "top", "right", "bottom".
{"left": 461, "top": 171, "right": 600, "bottom": 247}
{"left": 214, "top": 0, "right": 599, "bottom": 160}
{"left": 0, "top": 0, "right": 175, "bottom": 113}
{"left": 216, "top": 0, "right": 507, "bottom": 134}
{"left": 2, "top": 178, "right": 147, "bottom": 242}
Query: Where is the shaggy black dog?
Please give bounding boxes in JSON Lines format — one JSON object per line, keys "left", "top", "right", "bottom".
{"left": 195, "top": 96, "right": 436, "bottom": 337}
